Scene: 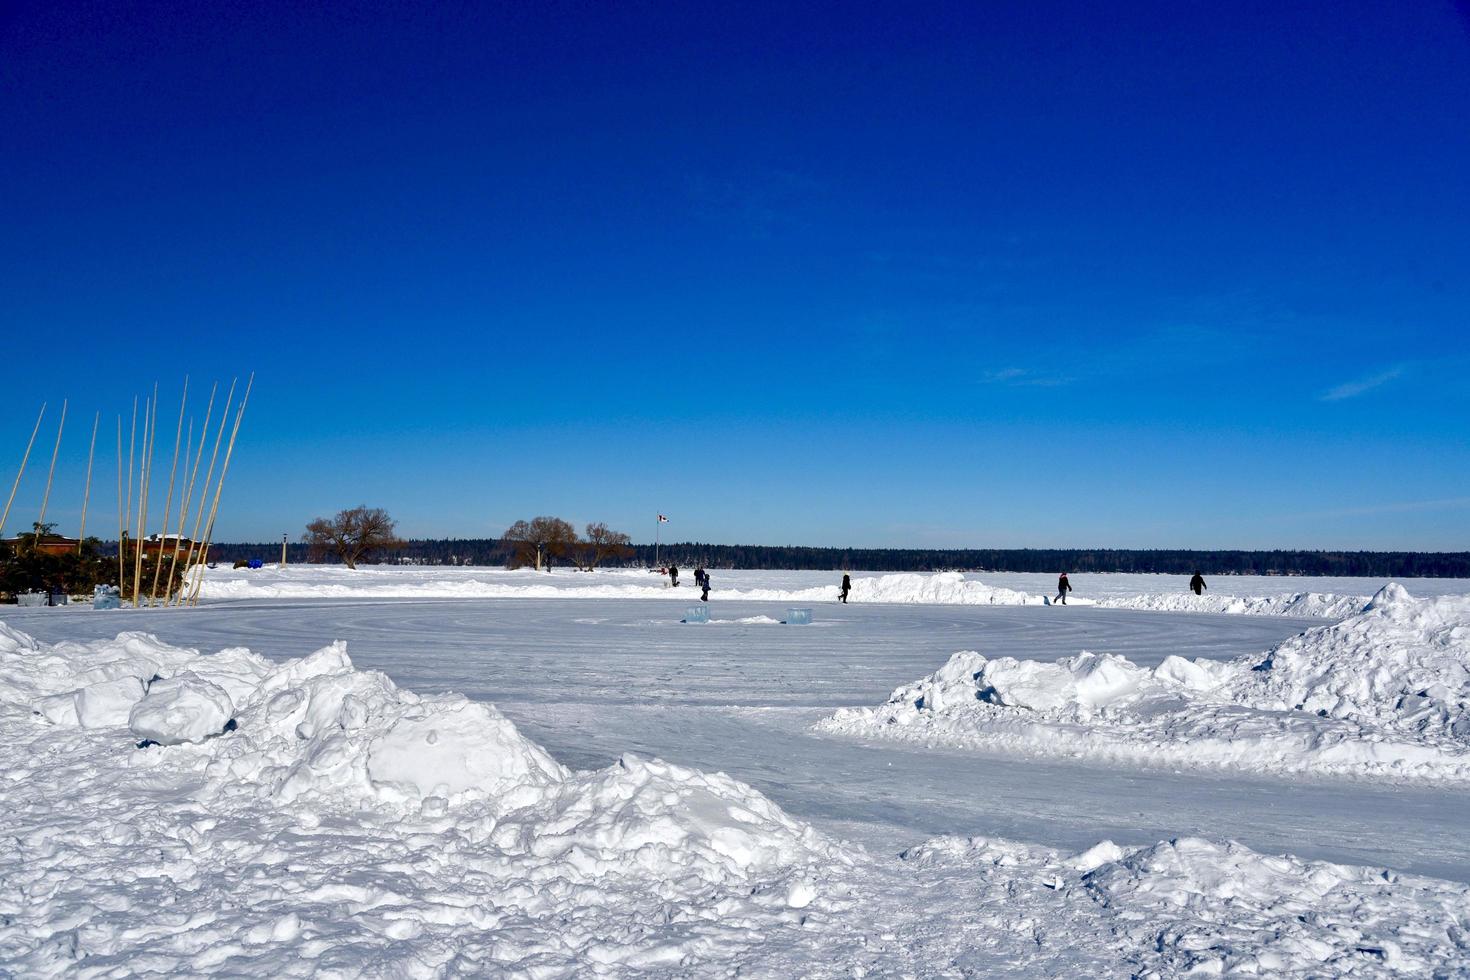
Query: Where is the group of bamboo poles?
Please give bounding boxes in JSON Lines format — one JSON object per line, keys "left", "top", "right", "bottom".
{"left": 2, "top": 374, "right": 253, "bottom": 607}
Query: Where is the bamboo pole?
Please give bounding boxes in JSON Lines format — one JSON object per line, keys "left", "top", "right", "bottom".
{"left": 166, "top": 381, "right": 216, "bottom": 596}
{"left": 140, "top": 384, "right": 159, "bottom": 602}
{"left": 133, "top": 393, "right": 154, "bottom": 607}
{"left": 163, "top": 405, "right": 202, "bottom": 601}
{"left": 189, "top": 373, "right": 252, "bottom": 606}
{"left": 0, "top": 402, "right": 45, "bottom": 540}
{"left": 115, "top": 416, "right": 125, "bottom": 592}
{"left": 124, "top": 397, "right": 137, "bottom": 598}
{"left": 176, "top": 378, "right": 235, "bottom": 604}
{"left": 35, "top": 398, "right": 67, "bottom": 535}
{"left": 125, "top": 397, "right": 136, "bottom": 552}
{"left": 150, "top": 378, "right": 188, "bottom": 603}
{"left": 78, "top": 411, "right": 100, "bottom": 552}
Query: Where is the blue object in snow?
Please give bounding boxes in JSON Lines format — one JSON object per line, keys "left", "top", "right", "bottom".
{"left": 247, "top": 558, "right": 264, "bottom": 569}
{"left": 784, "top": 608, "right": 812, "bottom": 625}
{"left": 682, "top": 605, "right": 709, "bottom": 624}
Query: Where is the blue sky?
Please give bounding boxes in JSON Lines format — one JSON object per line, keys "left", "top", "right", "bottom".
{"left": 2, "top": 0, "right": 1467, "bottom": 549}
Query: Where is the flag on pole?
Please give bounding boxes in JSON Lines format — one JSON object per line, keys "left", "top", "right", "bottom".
{"left": 658, "top": 514, "right": 669, "bottom": 523}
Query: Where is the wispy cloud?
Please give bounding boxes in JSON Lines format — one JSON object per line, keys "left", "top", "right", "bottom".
{"left": 980, "top": 367, "right": 1071, "bottom": 387}
{"left": 1320, "top": 366, "right": 1405, "bottom": 402}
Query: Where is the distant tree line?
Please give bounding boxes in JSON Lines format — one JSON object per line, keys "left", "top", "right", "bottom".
{"left": 182, "top": 539, "right": 1470, "bottom": 577}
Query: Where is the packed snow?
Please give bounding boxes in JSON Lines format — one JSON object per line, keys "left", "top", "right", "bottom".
{"left": 184, "top": 564, "right": 1470, "bottom": 619}
{"left": 4, "top": 618, "right": 1469, "bottom": 976}
{"left": 820, "top": 584, "right": 1470, "bottom": 781}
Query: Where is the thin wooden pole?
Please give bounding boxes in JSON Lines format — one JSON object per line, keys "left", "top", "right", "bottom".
{"left": 133, "top": 393, "right": 154, "bottom": 607}
{"left": 190, "top": 373, "right": 252, "bottom": 606}
{"left": 125, "top": 397, "right": 137, "bottom": 550}
{"left": 0, "top": 402, "right": 45, "bottom": 540}
{"left": 116, "top": 416, "right": 125, "bottom": 593}
{"left": 78, "top": 411, "right": 100, "bottom": 552}
{"left": 150, "top": 378, "right": 188, "bottom": 603}
{"left": 176, "top": 378, "right": 234, "bottom": 604}
{"left": 35, "top": 399, "right": 67, "bottom": 535}
{"left": 163, "top": 402, "right": 203, "bottom": 600}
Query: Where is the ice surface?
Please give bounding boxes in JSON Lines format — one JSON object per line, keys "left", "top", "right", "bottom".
{"left": 821, "top": 584, "right": 1470, "bottom": 780}
{"left": 7, "top": 566, "right": 1470, "bottom": 974}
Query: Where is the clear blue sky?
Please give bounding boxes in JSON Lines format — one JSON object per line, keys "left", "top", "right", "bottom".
{"left": 2, "top": 1, "right": 1467, "bottom": 550}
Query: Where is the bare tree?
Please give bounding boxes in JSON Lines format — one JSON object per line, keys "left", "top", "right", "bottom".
{"left": 303, "top": 506, "right": 405, "bottom": 569}
{"left": 567, "top": 521, "right": 633, "bottom": 571}
{"left": 501, "top": 516, "right": 576, "bottom": 571}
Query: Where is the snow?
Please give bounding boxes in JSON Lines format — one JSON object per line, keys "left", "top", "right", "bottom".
{"left": 0, "top": 622, "right": 846, "bottom": 975}
{"left": 129, "top": 674, "right": 234, "bottom": 745}
{"left": 820, "top": 584, "right": 1470, "bottom": 780}
{"left": 5, "top": 566, "right": 1470, "bottom": 975}
{"left": 189, "top": 564, "right": 1470, "bottom": 617}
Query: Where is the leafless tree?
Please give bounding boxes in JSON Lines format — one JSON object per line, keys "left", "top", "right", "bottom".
{"left": 566, "top": 521, "right": 634, "bottom": 571}
{"left": 303, "top": 506, "right": 405, "bottom": 569}
{"left": 501, "top": 516, "right": 577, "bottom": 570}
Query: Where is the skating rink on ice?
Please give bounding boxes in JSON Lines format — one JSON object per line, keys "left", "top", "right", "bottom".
{"left": 9, "top": 588, "right": 1468, "bottom": 884}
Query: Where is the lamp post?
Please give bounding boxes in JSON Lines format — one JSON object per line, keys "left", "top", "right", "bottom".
{"left": 281, "top": 533, "right": 287, "bottom": 568}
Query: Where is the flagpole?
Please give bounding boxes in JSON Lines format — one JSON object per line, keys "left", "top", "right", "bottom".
{"left": 654, "top": 516, "right": 660, "bottom": 569}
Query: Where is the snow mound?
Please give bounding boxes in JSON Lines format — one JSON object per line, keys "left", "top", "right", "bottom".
{"left": 1099, "top": 590, "right": 1368, "bottom": 618}
{"left": 129, "top": 674, "right": 234, "bottom": 745}
{"left": 820, "top": 585, "right": 1470, "bottom": 780}
{"left": 191, "top": 565, "right": 1383, "bottom": 617}
{"left": 0, "top": 620, "right": 847, "bottom": 975}
{"left": 900, "top": 833, "right": 1470, "bottom": 977}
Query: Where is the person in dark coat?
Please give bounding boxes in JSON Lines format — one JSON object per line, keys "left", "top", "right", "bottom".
{"left": 694, "top": 566, "right": 706, "bottom": 589}
{"left": 701, "top": 573, "right": 710, "bottom": 602}
{"left": 839, "top": 573, "right": 851, "bottom": 604}
{"left": 1054, "top": 572, "right": 1072, "bottom": 605}
{"left": 669, "top": 564, "right": 679, "bottom": 587}
{"left": 1189, "top": 572, "right": 1206, "bottom": 596}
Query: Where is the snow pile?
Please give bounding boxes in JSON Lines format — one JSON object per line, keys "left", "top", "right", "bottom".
{"left": 189, "top": 564, "right": 1391, "bottom": 618}
{"left": 0, "top": 622, "right": 847, "bottom": 975}
{"left": 895, "top": 834, "right": 1470, "bottom": 977}
{"left": 1099, "top": 589, "right": 1367, "bottom": 619}
{"left": 819, "top": 585, "right": 1470, "bottom": 780}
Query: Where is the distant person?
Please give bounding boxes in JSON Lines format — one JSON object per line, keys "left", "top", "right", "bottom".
{"left": 1189, "top": 571, "right": 1207, "bottom": 596}
{"left": 701, "top": 572, "right": 710, "bottom": 602}
{"left": 840, "top": 573, "right": 851, "bottom": 604}
{"left": 1054, "top": 572, "right": 1072, "bottom": 605}
{"left": 669, "top": 564, "right": 679, "bottom": 587}
{"left": 694, "top": 566, "right": 706, "bottom": 589}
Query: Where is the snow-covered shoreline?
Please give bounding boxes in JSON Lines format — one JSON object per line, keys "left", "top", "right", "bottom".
{"left": 183, "top": 565, "right": 1470, "bottom": 619}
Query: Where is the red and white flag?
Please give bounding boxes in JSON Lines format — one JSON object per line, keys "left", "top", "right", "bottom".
{"left": 657, "top": 514, "right": 669, "bottom": 523}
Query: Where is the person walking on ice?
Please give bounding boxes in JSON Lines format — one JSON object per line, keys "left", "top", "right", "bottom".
{"left": 1189, "top": 571, "right": 1207, "bottom": 596}
{"left": 839, "top": 573, "right": 851, "bottom": 604}
{"left": 701, "top": 572, "right": 710, "bottom": 602}
{"left": 1054, "top": 572, "right": 1072, "bottom": 605}
{"left": 669, "top": 563, "right": 679, "bottom": 587}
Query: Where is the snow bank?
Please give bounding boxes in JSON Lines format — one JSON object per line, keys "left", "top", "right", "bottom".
{"left": 898, "top": 833, "right": 1470, "bottom": 977}
{"left": 190, "top": 564, "right": 1388, "bottom": 618}
{"left": 1098, "top": 589, "right": 1367, "bottom": 619}
{"left": 0, "top": 621, "right": 847, "bottom": 975}
{"left": 819, "top": 585, "right": 1470, "bottom": 780}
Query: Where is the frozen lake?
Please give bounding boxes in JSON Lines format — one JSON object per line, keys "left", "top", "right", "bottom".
{"left": 11, "top": 582, "right": 1470, "bottom": 882}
